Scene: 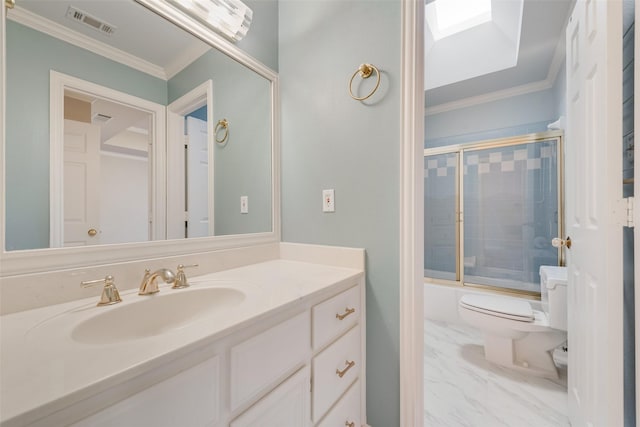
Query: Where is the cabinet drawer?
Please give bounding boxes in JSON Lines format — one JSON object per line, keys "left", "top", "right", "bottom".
{"left": 71, "top": 356, "right": 220, "bottom": 427}
{"left": 312, "top": 285, "right": 360, "bottom": 350}
{"left": 312, "top": 325, "right": 361, "bottom": 422}
{"left": 231, "top": 311, "right": 310, "bottom": 410}
{"left": 231, "top": 366, "right": 311, "bottom": 427}
{"left": 316, "top": 379, "right": 361, "bottom": 427}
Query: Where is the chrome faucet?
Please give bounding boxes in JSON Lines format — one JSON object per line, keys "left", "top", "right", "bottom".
{"left": 139, "top": 268, "right": 176, "bottom": 295}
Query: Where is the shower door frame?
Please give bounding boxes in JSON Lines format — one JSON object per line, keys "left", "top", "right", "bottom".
{"left": 424, "top": 130, "right": 565, "bottom": 298}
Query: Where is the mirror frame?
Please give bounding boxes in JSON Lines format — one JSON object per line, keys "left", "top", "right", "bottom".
{"left": 0, "top": 0, "right": 281, "bottom": 276}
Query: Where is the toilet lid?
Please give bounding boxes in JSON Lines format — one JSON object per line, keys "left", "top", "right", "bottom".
{"left": 459, "top": 294, "right": 534, "bottom": 322}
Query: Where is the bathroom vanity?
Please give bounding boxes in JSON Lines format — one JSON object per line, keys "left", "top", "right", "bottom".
{"left": 0, "top": 244, "right": 366, "bottom": 427}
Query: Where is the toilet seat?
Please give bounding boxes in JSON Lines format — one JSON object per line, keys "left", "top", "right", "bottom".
{"left": 459, "top": 294, "right": 534, "bottom": 322}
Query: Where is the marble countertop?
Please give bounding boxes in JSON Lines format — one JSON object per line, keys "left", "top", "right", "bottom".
{"left": 0, "top": 259, "right": 363, "bottom": 426}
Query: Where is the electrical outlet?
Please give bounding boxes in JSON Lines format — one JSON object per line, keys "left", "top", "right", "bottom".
{"left": 240, "top": 196, "right": 248, "bottom": 214}
{"left": 322, "top": 189, "right": 335, "bottom": 213}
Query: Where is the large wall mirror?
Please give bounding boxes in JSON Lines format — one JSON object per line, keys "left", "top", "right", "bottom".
{"left": 0, "top": 0, "right": 279, "bottom": 275}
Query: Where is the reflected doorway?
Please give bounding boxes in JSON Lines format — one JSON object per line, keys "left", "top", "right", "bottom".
{"left": 166, "top": 80, "right": 214, "bottom": 239}
{"left": 50, "top": 71, "right": 166, "bottom": 247}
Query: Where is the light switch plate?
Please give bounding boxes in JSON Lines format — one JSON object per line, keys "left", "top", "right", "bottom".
{"left": 322, "top": 189, "right": 335, "bottom": 213}
{"left": 240, "top": 196, "right": 248, "bottom": 214}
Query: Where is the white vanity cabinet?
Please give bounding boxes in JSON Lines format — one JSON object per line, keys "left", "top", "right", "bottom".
{"left": 61, "top": 279, "right": 365, "bottom": 427}
{"left": 230, "top": 311, "right": 310, "bottom": 411}
{"left": 229, "top": 282, "right": 366, "bottom": 427}
{"left": 69, "top": 356, "right": 222, "bottom": 427}
{"left": 317, "top": 380, "right": 361, "bottom": 427}
{"left": 310, "top": 285, "right": 365, "bottom": 426}
{"left": 230, "top": 366, "right": 311, "bottom": 427}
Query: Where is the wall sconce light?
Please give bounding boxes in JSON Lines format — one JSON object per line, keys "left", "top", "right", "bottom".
{"left": 167, "top": 0, "right": 252, "bottom": 42}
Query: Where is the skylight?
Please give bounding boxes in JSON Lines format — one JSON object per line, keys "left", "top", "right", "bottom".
{"left": 426, "top": 0, "right": 492, "bottom": 41}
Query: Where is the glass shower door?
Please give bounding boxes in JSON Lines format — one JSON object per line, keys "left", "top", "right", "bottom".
{"left": 462, "top": 139, "right": 559, "bottom": 293}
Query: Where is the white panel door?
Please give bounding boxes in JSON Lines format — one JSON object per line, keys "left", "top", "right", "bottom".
{"left": 63, "top": 119, "right": 101, "bottom": 246}
{"left": 186, "top": 116, "right": 212, "bottom": 238}
{"left": 565, "top": 1, "right": 623, "bottom": 426}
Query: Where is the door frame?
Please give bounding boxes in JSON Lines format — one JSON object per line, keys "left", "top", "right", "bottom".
{"left": 166, "top": 79, "right": 214, "bottom": 240}
{"left": 635, "top": 3, "right": 640, "bottom": 426}
{"left": 49, "top": 71, "right": 167, "bottom": 247}
{"left": 399, "top": 0, "right": 424, "bottom": 426}
{"left": 404, "top": 1, "right": 630, "bottom": 426}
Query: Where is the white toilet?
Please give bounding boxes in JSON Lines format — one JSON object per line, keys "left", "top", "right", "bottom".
{"left": 458, "top": 266, "right": 568, "bottom": 379}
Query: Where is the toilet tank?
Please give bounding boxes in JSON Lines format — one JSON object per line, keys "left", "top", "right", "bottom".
{"left": 540, "top": 266, "right": 568, "bottom": 331}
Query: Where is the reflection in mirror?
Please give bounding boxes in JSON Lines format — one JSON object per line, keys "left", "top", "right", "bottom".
{"left": 62, "top": 86, "right": 154, "bottom": 247}
{"left": 4, "top": 0, "right": 272, "bottom": 251}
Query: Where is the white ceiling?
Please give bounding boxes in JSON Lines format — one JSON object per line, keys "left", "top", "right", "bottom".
{"left": 426, "top": 0, "right": 574, "bottom": 109}
{"left": 9, "top": 0, "right": 211, "bottom": 79}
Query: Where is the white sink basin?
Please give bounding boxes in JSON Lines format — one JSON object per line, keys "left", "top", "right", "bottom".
{"left": 71, "top": 287, "right": 245, "bottom": 345}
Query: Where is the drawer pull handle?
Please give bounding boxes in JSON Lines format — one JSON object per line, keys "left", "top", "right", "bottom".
{"left": 336, "top": 307, "right": 356, "bottom": 320}
{"left": 336, "top": 360, "right": 356, "bottom": 378}
{"left": 345, "top": 422, "right": 355, "bottom": 427}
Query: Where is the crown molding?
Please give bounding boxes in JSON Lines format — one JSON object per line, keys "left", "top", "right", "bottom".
{"left": 7, "top": 6, "right": 167, "bottom": 80}
{"left": 546, "top": 26, "right": 566, "bottom": 87}
{"left": 425, "top": 78, "right": 554, "bottom": 116}
{"left": 165, "top": 43, "right": 211, "bottom": 79}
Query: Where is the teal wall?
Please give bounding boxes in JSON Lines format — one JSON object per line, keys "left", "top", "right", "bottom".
{"left": 5, "top": 21, "right": 167, "bottom": 251}
{"left": 425, "top": 88, "right": 558, "bottom": 148}
{"left": 279, "top": 1, "right": 401, "bottom": 425}
{"left": 237, "top": 0, "right": 279, "bottom": 71}
{"left": 168, "top": 49, "right": 272, "bottom": 236}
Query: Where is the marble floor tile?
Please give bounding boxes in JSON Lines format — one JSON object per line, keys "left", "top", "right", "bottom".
{"left": 424, "top": 319, "right": 569, "bottom": 427}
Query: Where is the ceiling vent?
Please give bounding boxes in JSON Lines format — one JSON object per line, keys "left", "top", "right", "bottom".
{"left": 65, "top": 6, "right": 117, "bottom": 37}
{"left": 92, "top": 113, "right": 112, "bottom": 124}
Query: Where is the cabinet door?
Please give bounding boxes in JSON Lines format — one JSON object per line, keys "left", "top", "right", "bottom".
{"left": 70, "top": 356, "right": 220, "bottom": 427}
{"left": 230, "top": 311, "right": 309, "bottom": 410}
{"left": 230, "top": 366, "right": 311, "bottom": 427}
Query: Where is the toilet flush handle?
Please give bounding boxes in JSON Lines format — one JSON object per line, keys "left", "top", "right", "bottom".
{"left": 552, "top": 236, "right": 572, "bottom": 249}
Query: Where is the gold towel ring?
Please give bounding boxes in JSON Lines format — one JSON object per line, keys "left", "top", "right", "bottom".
{"left": 215, "top": 118, "right": 229, "bottom": 144}
{"left": 348, "top": 63, "right": 381, "bottom": 101}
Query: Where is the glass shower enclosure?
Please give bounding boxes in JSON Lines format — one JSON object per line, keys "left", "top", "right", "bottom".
{"left": 424, "top": 131, "right": 563, "bottom": 295}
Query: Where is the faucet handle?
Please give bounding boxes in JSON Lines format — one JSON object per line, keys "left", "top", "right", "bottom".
{"left": 81, "top": 275, "right": 122, "bottom": 306}
{"left": 172, "top": 264, "right": 199, "bottom": 289}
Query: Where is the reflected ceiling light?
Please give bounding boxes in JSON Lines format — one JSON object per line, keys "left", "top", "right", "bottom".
{"left": 168, "top": 0, "right": 252, "bottom": 42}
{"left": 426, "top": 0, "right": 492, "bottom": 41}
